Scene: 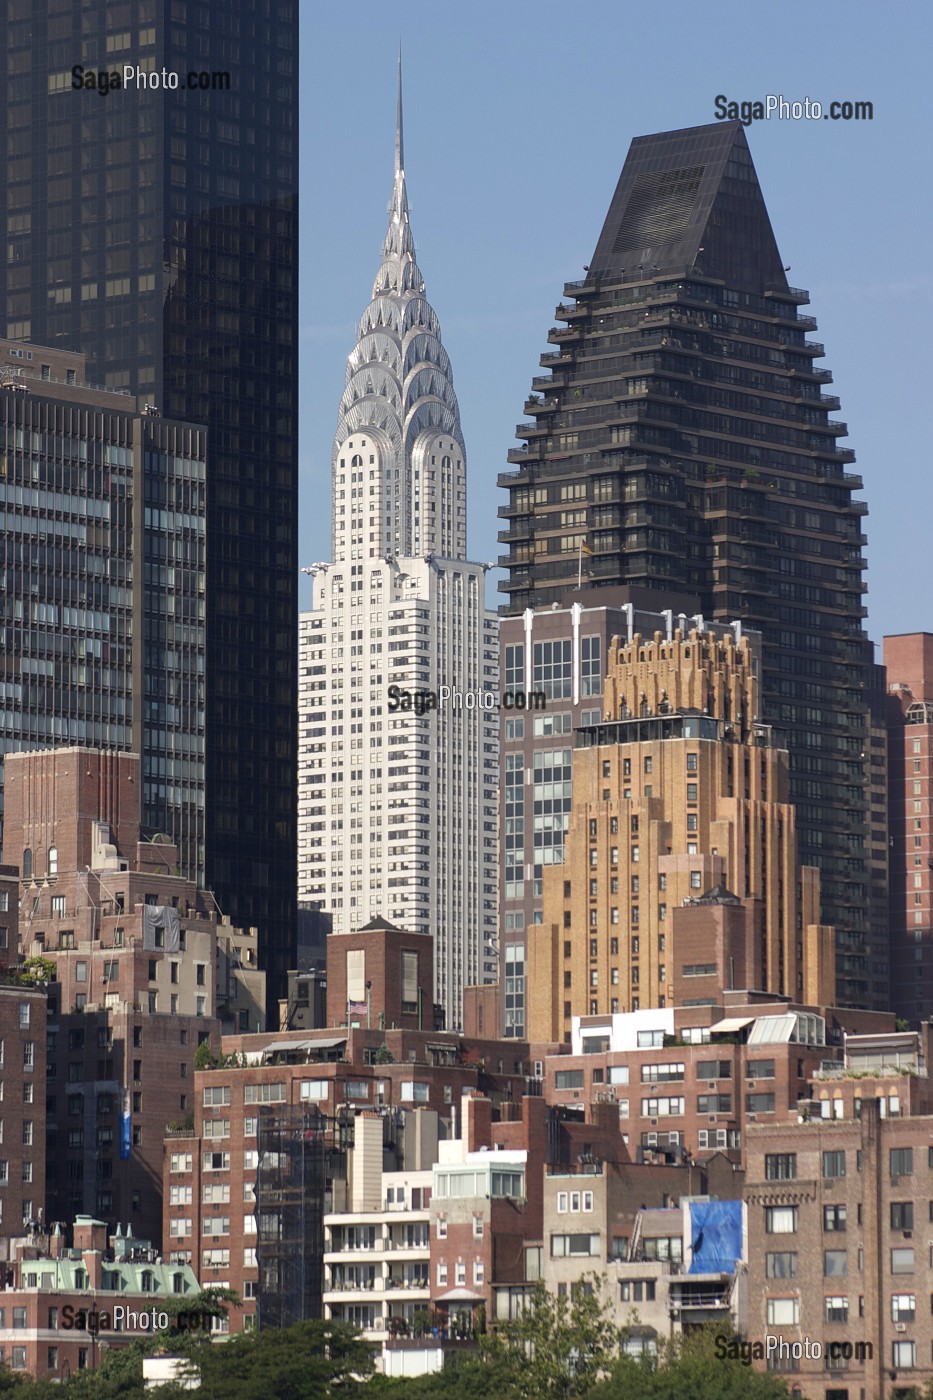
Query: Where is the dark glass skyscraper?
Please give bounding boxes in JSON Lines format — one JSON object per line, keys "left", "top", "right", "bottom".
{"left": 1, "top": 3, "right": 299, "bottom": 1005}
{"left": 498, "top": 122, "right": 885, "bottom": 1008}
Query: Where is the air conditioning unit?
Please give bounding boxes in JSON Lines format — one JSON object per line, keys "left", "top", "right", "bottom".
{"left": 903, "top": 1230, "right": 913, "bottom": 1239}
{"left": 892, "top": 1176, "right": 901, "bottom": 1186}
{"left": 707, "top": 1081, "right": 717, "bottom": 1090}
{"left": 708, "top": 1115, "right": 718, "bottom": 1124}
{"left": 747, "top": 1113, "right": 757, "bottom": 1121}
{"left": 895, "top": 1322, "right": 907, "bottom": 1333}
{"left": 747, "top": 1081, "right": 756, "bottom": 1090}
{"left": 822, "top": 1178, "right": 834, "bottom": 1190}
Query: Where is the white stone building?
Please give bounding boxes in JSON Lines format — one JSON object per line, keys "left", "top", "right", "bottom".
{"left": 298, "top": 69, "right": 498, "bottom": 1027}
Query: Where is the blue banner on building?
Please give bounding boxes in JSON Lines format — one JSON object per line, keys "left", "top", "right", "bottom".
{"left": 120, "top": 1093, "right": 131, "bottom": 1160}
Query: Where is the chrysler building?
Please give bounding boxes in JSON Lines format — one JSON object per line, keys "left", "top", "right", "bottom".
{"left": 298, "top": 67, "right": 498, "bottom": 1027}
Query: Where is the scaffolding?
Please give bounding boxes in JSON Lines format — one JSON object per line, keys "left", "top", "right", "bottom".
{"left": 256, "top": 1105, "right": 344, "bottom": 1329}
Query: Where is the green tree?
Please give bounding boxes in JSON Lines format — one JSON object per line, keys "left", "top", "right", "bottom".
{"left": 490, "top": 1277, "right": 620, "bottom": 1400}
{"left": 592, "top": 1325, "right": 796, "bottom": 1400}
{"left": 194, "top": 1040, "right": 217, "bottom": 1071}
{"left": 190, "top": 1319, "right": 374, "bottom": 1400}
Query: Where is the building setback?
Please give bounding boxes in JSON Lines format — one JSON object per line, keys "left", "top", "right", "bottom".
{"left": 885, "top": 633, "right": 933, "bottom": 1022}
{"left": 298, "top": 70, "right": 498, "bottom": 1028}
{"left": 497, "top": 121, "right": 885, "bottom": 1009}
{"left": 526, "top": 622, "right": 836, "bottom": 1043}
{"left": 496, "top": 591, "right": 698, "bottom": 1039}
{"left": 1, "top": 2, "right": 299, "bottom": 1009}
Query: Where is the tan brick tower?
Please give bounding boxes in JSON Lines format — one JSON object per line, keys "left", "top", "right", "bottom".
{"left": 527, "top": 624, "right": 835, "bottom": 1041}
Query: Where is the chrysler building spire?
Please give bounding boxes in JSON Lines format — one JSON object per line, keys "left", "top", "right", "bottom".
{"left": 395, "top": 47, "right": 404, "bottom": 180}
{"left": 332, "top": 67, "right": 466, "bottom": 563}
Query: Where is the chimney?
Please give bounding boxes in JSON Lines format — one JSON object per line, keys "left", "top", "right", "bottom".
{"left": 464, "top": 1093, "right": 492, "bottom": 1152}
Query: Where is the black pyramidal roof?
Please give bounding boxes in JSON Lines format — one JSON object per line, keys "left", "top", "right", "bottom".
{"left": 588, "top": 122, "right": 788, "bottom": 292}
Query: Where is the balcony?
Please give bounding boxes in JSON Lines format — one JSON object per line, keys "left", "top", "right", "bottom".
{"left": 764, "top": 283, "right": 810, "bottom": 304}
{"left": 506, "top": 445, "right": 543, "bottom": 465}
{"left": 524, "top": 396, "right": 559, "bottom": 416}
{"left": 539, "top": 351, "right": 574, "bottom": 367}
{"left": 546, "top": 325, "right": 582, "bottom": 344}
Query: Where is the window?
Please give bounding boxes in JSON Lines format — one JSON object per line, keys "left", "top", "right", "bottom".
{"left": 765, "top": 1252, "right": 797, "bottom": 1279}
{"left": 620, "top": 1279, "right": 656, "bottom": 1302}
{"left": 824, "top": 1295, "right": 848, "bottom": 1323}
{"left": 891, "top": 1247, "right": 914, "bottom": 1274}
{"left": 400, "top": 1082, "right": 429, "bottom": 1103}
{"left": 765, "top": 1207, "right": 798, "bottom": 1234}
{"left": 641, "top": 1063, "right": 684, "bottom": 1083}
{"left": 244, "top": 1084, "right": 286, "bottom": 1105}
{"left": 555, "top": 1070, "right": 584, "bottom": 1091}
{"left": 765, "top": 1154, "right": 797, "bottom": 1181}
{"left": 823, "top": 1206, "right": 847, "bottom": 1232}
{"left": 890, "top": 1148, "right": 913, "bottom": 1176}
{"left": 891, "top": 1202, "right": 914, "bottom": 1230}
{"left": 550, "top": 1233, "right": 600, "bottom": 1257}
{"left": 746, "top": 1093, "right": 776, "bottom": 1113}
{"left": 892, "top": 1340, "right": 916, "bottom": 1369}
{"left": 824, "top": 1250, "right": 848, "bottom": 1277}
{"left": 766, "top": 1298, "right": 799, "bottom": 1326}
{"left": 203, "top": 1087, "right": 231, "bottom": 1107}
{"left": 891, "top": 1293, "right": 915, "bottom": 1322}
{"left": 18, "top": 1003, "right": 30, "bottom": 1029}
{"left": 822, "top": 1150, "right": 846, "bottom": 1179}
{"left": 640, "top": 1096, "right": 684, "bottom": 1116}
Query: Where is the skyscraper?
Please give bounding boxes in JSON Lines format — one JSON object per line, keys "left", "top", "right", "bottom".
{"left": 498, "top": 122, "right": 884, "bottom": 1008}
{"left": 1, "top": 4, "right": 299, "bottom": 1003}
{"left": 0, "top": 339, "right": 206, "bottom": 872}
{"left": 524, "top": 620, "right": 836, "bottom": 1043}
{"left": 885, "top": 634, "right": 933, "bottom": 1021}
{"left": 298, "top": 71, "right": 498, "bottom": 1028}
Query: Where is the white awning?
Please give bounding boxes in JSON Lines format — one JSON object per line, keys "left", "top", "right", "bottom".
{"left": 435, "top": 1287, "right": 485, "bottom": 1303}
{"left": 709, "top": 1016, "right": 755, "bottom": 1034}
{"left": 747, "top": 1015, "right": 796, "bottom": 1045}
{"left": 261, "top": 1036, "right": 346, "bottom": 1055}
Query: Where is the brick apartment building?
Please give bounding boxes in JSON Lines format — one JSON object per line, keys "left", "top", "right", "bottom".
{"left": 162, "top": 900, "right": 541, "bottom": 1343}
{"left": 745, "top": 1033, "right": 933, "bottom": 1400}
{"left": 0, "top": 1215, "right": 200, "bottom": 1381}
{"left": 0, "top": 748, "right": 269, "bottom": 1242}
{"left": 0, "top": 985, "right": 47, "bottom": 1246}
{"left": 886, "top": 633, "right": 933, "bottom": 1022}
{"left": 539, "top": 989, "right": 893, "bottom": 1173}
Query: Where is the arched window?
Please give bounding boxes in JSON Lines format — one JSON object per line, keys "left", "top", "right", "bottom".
{"left": 22, "top": 849, "right": 32, "bottom": 880}
{"left": 48, "top": 847, "right": 58, "bottom": 877}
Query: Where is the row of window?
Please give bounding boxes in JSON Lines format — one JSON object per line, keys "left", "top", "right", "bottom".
{"left": 765, "top": 1146, "right": 918, "bottom": 1180}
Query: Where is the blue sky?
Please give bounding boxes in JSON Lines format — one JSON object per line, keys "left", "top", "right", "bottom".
{"left": 299, "top": 0, "right": 931, "bottom": 649}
